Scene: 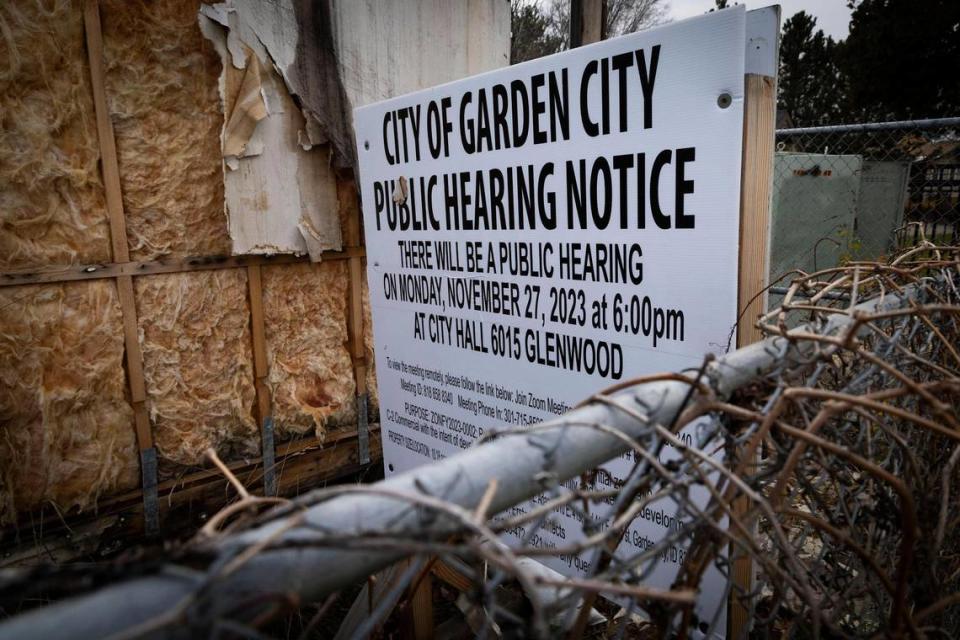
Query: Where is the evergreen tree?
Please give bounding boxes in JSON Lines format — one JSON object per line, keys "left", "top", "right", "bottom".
{"left": 839, "top": 0, "right": 960, "bottom": 120}
{"left": 511, "top": 0, "right": 666, "bottom": 64}
{"left": 778, "top": 11, "right": 847, "bottom": 126}
{"left": 511, "top": 1, "right": 564, "bottom": 65}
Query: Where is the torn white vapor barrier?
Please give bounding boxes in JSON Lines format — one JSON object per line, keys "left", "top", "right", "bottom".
{"left": 197, "top": 0, "right": 510, "bottom": 261}
{"left": 200, "top": 1, "right": 341, "bottom": 261}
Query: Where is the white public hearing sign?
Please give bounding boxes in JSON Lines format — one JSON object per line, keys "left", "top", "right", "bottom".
{"left": 354, "top": 7, "right": 749, "bottom": 631}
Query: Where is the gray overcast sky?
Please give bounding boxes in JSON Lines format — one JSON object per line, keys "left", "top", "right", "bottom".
{"left": 668, "top": 1, "right": 853, "bottom": 40}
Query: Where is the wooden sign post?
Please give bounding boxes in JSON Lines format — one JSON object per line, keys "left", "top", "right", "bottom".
{"left": 732, "top": 6, "right": 780, "bottom": 638}
{"left": 738, "top": 6, "right": 779, "bottom": 349}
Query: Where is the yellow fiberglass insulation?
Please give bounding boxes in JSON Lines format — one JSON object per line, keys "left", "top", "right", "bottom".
{"left": 0, "top": 281, "right": 138, "bottom": 523}
{"left": 135, "top": 270, "right": 258, "bottom": 465}
{"left": 263, "top": 262, "right": 356, "bottom": 440}
{"left": 0, "top": 0, "right": 112, "bottom": 269}
{"left": 362, "top": 270, "right": 379, "bottom": 417}
{"left": 100, "top": 0, "right": 230, "bottom": 261}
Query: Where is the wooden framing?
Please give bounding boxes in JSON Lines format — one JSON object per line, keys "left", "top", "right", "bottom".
{"left": 341, "top": 177, "right": 371, "bottom": 464}
{"left": 82, "top": 0, "right": 127, "bottom": 266}
{"left": 0, "top": 249, "right": 364, "bottom": 289}
{"left": 83, "top": 0, "right": 159, "bottom": 533}
{"left": 405, "top": 570, "right": 434, "bottom": 640}
{"left": 332, "top": 561, "right": 405, "bottom": 640}
{"left": 3, "top": 0, "right": 382, "bottom": 540}
{"left": 246, "top": 263, "right": 277, "bottom": 495}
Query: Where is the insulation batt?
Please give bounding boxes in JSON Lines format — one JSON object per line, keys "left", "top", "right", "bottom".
{"left": 100, "top": 0, "right": 231, "bottom": 260}
{"left": 263, "top": 262, "right": 355, "bottom": 440}
{"left": 362, "top": 270, "right": 379, "bottom": 417}
{"left": 135, "top": 270, "right": 258, "bottom": 465}
{"left": 0, "top": 282, "right": 138, "bottom": 524}
{"left": 0, "top": 0, "right": 112, "bottom": 269}
{"left": 0, "top": 0, "right": 375, "bottom": 526}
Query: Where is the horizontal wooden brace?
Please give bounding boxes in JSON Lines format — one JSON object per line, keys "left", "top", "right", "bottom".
{"left": 0, "top": 247, "right": 366, "bottom": 288}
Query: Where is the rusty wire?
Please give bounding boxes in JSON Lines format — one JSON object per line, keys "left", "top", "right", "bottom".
{"left": 189, "top": 243, "right": 960, "bottom": 638}
{"left": 0, "top": 244, "right": 958, "bottom": 639}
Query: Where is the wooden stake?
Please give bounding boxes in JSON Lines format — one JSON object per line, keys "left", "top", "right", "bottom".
{"left": 83, "top": 0, "right": 158, "bottom": 533}
{"left": 737, "top": 74, "right": 776, "bottom": 349}
{"left": 729, "top": 69, "right": 776, "bottom": 640}
{"left": 333, "top": 562, "right": 405, "bottom": 640}
{"left": 732, "top": 8, "right": 779, "bottom": 635}
{"left": 406, "top": 571, "right": 434, "bottom": 640}
{"left": 432, "top": 560, "right": 474, "bottom": 593}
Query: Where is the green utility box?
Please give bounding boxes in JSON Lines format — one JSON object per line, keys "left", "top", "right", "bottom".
{"left": 856, "top": 160, "right": 910, "bottom": 259}
{"left": 769, "top": 153, "right": 862, "bottom": 291}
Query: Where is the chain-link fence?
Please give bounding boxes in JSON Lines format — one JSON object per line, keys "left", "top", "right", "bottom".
{"left": 771, "top": 118, "right": 960, "bottom": 295}
{"left": 1, "top": 246, "right": 958, "bottom": 639}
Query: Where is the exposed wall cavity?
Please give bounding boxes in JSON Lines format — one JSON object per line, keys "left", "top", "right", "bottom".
{"left": 0, "top": 0, "right": 112, "bottom": 269}
{"left": 101, "top": 0, "right": 231, "bottom": 261}
{"left": 135, "top": 269, "right": 259, "bottom": 466}
{"left": 263, "top": 261, "right": 355, "bottom": 440}
{"left": 362, "top": 271, "right": 379, "bottom": 417}
{"left": 0, "top": 0, "right": 510, "bottom": 526}
{"left": 0, "top": 282, "right": 138, "bottom": 523}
